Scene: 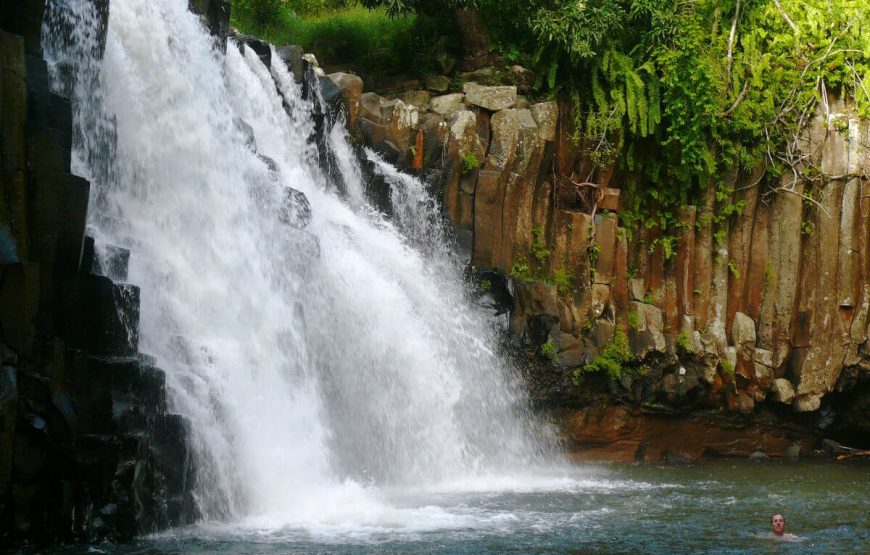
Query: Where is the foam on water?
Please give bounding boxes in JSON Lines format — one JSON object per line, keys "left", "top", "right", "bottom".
{"left": 41, "top": 0, "right": 577, "bottom": 537}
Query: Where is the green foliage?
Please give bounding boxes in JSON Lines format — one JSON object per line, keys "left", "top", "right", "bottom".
{"left": 461, "top": 151, "right": 480, "bottom": 175}
{"left": 510, "top": 258, "right": 534, "bottom": 282}
{"left": 574, "top": 330, "right": 634, "bottom": 381}
{"left": 479, "top": 279, "right": 492, "bottom": 292}
{"left": 531, "top": 226, "right": 551, "bottom": 264}
{"left": 231, "top": 3, "right": 457, "bottom": 76}
{"left": 540, "top": 340, "right": 559, "bottom": 362}
{"left": 727, "top": 260, "right": 740, "bottom": 279}
{"left": 642, "top": 290, "right": 656, "bottom": 304}
{"left": 553, "top": 267, "right": 574, "bottom": 295}
{"left": 478, "top": 0, "right": 868, "bottom": 248}
{"left": 676, "top": 331, "right": 691, "bottom": 352}
{"left": 721, "top": 358, "right": 735, "bottom": 376}
{"left": 232, "top": 0, "right": 288, "bottom": 26}
{"left": 627, "top": 310, "right": 640, "bottom": 330}
{"left": 586, "top": 241, "right": 600, "bottom": 265}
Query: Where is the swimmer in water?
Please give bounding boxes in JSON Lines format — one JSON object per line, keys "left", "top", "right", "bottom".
{"left": 770, "top": 513, "right": 800, "bottom": 540}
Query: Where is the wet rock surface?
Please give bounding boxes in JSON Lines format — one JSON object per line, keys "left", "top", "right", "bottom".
{"left": 1, "top": 8, "right": 196, "bottom": 547}
{"left": 340, "top": 50, "right": 870, "bottom": 458}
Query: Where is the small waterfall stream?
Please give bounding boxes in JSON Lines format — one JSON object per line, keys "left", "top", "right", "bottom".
{"left": 43, "top": 0, "right": 560, "bottom": 535}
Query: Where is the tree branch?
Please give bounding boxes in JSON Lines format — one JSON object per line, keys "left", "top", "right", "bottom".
{"left": 771, "top": 0, "right": 798, "bottom": 33}
{"left": 725, "top": 0, "right": 741, "bottom": 87}
{"left": 720, "top": 79, "right": 750, "bottom": 117}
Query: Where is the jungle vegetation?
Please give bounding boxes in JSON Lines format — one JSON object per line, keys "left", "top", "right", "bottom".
{"left": 232, "top": 0, "right": 869, "bottom": 243}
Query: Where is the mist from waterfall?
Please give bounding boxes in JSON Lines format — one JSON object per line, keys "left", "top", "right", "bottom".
{"left": 43, "top": 0, "right": 562, "bottom": 535}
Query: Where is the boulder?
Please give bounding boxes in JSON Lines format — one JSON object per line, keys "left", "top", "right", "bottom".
{"left": 234, "top": 117, "right": 256, "bottom": 150}
{"left": 275, "top": 45, "right": 304, "bottom": 82}
{"left": 360, "top": 92, "right": 386, "bottom": 124}
{"left": 530, "top": 101, "right": 558, "bottom": 141}
{"left": 753, "top": 363, "right": 773, "bottom": 381}
{"left": 278, "top": 187, "right": 311, "bottom": 229}
{"left": 486, "top": 108, "right": 538, "bottom": 170}
{"left": 326, "top": 72, "right": 363, "bottom": 130}
{"left": 463, "top": 82, "right": 517, "bottom": 111}
{"left": 302, "top": 53, "right": 324, "bottom": 76}
{"left": 591, "top": 284, "right": 611, "bottom": 318}
{"left": 784, "top": 443, "right": 801, "bottom": 459}
{"left": 731, "top": 311, "right": 756, "bottom": 346}
{"left": 510, "top": 65, "right": 535, "bottom": 93}
{"left": 423, "top": 74, "right": 451, "bottom": 93}
{"left": 733, "top": 391, "right": 755, "bottom": 414}
{"left": 557, "top": 333, "right": 587, "bottom": 367}
{"left": 753, "top": 348, "right": 774, "bottom": 368}
{"left": 431, "top": 93, "right": 465, "bottom": 117}
{"left": 231, "top": 33, "right": 270, "bottom": 67}
{"left": 448, "top": 110, "right": 483, "bottom": 155}
{"left": 461, "top": 67, "right": 494, "bottom": 83}
{"left": 661, "top": 368, "right": 702, "bottom": 405}
{"left": 514, "top": 96, "right": 530, "bottom": 109}
{"left": 435, "top": 51, "right": 457, "bottom": 74}
{"left": 749, "top": 451, "right": 770, "bottom": 462}
{"left": 629, "top": 301, "right": 664, "bottom": 333}
{"left": 381, "top": 99, "right": 418, "bottom": 151}
{"left": 770, "top": 378, "right": 794, "bottom": 405}
{"left": 188, "top": 0, "right": 231, "bottom": 48}
{"left": 399, "top": 90, "right": 430, "bottom": 109}
{"left": 793, "top": 393, "right": 821, "bottom": 412}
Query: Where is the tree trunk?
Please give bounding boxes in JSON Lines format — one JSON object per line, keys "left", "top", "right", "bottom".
{"left": 451, "top": 8, "right": 496, "bottom": 71}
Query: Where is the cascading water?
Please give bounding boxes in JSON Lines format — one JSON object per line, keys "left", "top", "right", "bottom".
{"left": 43, "top": 0, "right": 564, "bottom": 538}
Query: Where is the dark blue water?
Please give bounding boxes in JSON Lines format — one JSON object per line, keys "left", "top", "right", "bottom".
{"left": 27, "top": 460, "right": 869, "bottom": 554}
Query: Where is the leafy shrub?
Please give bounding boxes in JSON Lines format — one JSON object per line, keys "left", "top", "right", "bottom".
{"left": 461, "top": 151, "right": 479, "bottom": 175}
{"left": 627, "top": 310, "right": 639, "bottom": 330}
{"left": 676, "top": 331, "right": 691, "bottom": 352}
{"left": 540, "top": 340, "right": 559, "bottom": 362}
{"left": 574, "top": 330, "right": 634, "bottom": 382}
{"left": 552, "top": 267, "right": 574, "bottom": 296}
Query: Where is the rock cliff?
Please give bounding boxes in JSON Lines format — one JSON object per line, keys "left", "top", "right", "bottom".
{"left": 329, "top": 64, "right": 870, "bottom": 459}
{"left": 0, "top": 0, "right": 197, "bottom": 546}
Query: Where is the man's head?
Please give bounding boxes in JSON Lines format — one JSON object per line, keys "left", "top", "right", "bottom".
{"left": 771, "top": 513, "right": 785, "bottom": 536}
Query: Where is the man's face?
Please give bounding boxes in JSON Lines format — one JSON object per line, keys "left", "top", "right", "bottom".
{"left": 771, "top": 514, "right": 785, "bottom": 535}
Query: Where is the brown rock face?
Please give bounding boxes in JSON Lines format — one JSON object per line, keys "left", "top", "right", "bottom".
{"left": 326, "top": 72, "right": 363, "bottom": 131}
{"left": 561, "top": 406, "right": 812, "bottom": 461}
{"left": 349, "top": 60, "right": 869, "bottom": 428}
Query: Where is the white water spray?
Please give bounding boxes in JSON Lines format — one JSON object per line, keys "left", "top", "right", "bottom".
{"left": 44, "top": 0, "right": 560, "bottom": 533}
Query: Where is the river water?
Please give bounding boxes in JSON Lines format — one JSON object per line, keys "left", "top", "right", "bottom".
{"left": 36, "top": 461, "right": 868, "bottom": 553}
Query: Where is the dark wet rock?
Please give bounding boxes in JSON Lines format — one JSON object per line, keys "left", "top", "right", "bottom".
{"left": 528, "top": 314, "right": 560, "bottom": 348}
{"left": 188, "top": 0, "right": 230, "bottom": 50}
{"left": 278, "top": 187, "right": 312, "bottom": 229}
{"left": 318, "top": 74, "right": 344, "bottom": 119}
{"left": 821, "top": 438, "right": 851, "bottom": 456}
{"left": 0, "top": 226, "right": 18, "bottom": 264}
{"left": 230, "top": 32, "right": 271, "bottom": 67}
{"left": 749, "top": 451, "right": 770, "bottom": 462}
{"left": 82, "top": 276, "right": 140, "bottom": 357}
{"left": 91, "top": 244, "right": 130, "bottom": 282}
{"left": 234, "top": 117, "right": 256, "bottom": 150}
{"left": 257, "top": 153, "right": 279, "bottom": 174}
{"left": 662, "top": 451, "right": 694, "bottom": 464}
{"left": 275, "top": 45, "right": 305, "bottom": 83}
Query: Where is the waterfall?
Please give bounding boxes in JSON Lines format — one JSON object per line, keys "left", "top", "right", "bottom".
{"left": 43, "top": 0, "right": 558, "bottom": 532}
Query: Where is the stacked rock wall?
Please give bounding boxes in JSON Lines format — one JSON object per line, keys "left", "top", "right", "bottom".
{"left": 336, "top": 68, "right": 870, "bottom": 454}
{"left": 0, "top": 1, "right": 196, "bottom": 546}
